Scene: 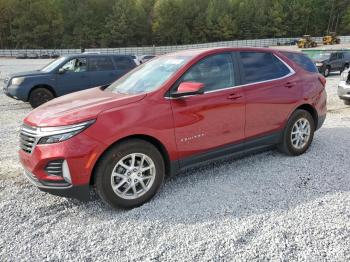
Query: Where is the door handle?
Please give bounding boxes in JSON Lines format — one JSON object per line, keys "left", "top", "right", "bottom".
{"left": 227, "top": 93, "right": 243, "bottom": 100}
{"left": 284, "top": 82, "right": 295, "bottom": 88}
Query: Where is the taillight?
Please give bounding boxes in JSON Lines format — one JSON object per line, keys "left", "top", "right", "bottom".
{"left": 318, "top": 74, "right": 326, "bottom": 87}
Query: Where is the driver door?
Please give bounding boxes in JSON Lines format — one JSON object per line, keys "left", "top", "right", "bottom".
{"left": 55, "top": 57, "right": 91, "bottom": 96}
{"left": 170, "top": 53, "right": 245, "bottom": 163}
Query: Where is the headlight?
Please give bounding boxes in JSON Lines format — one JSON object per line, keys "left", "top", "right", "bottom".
{"left": 340, "top": 70, "right": 349, "bottom": 81}
{"left": 11, "top": 77, "right": 25, "bottom": 85}
{"left": 315, "top": 62, "right": 323, "bottom": 67}
{"left": 37, "top": 120, "right": 95, "bottom": 144}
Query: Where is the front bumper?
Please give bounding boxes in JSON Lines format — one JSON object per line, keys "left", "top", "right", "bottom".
{"left": 4, "top": 83, "right": 30, "bottom": 101}
{"left": 338, "top": 81, "right": 350, "bottom": 100}
{"left": 24, "top": 168, "right": 90, "bottom": 200}
{"left": 19, "top": 131, "right": 105, "bottom": 200}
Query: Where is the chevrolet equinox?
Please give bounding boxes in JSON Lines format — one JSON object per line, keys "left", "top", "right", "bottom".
{"left": 19, "top": 48, "right": 327, "bottom": 208}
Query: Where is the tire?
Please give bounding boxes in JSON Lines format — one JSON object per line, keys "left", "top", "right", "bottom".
{"left": 323, "top": 66, "right": 330, "bottom": 77}
{"left": 278, "top": 109, "right": 315, "bottom": 156}
{"left": 28, "top": 88, "right": 54, "bottom": 108}
{"left": 344, "top": 100, "right": 350, "bottom": 105}
{"left": 94, "top": 139, "right": 165, "bottom": 209}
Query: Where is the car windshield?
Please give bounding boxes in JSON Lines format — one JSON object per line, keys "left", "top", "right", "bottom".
{"left": 106, "top": 55, "right": 191, "bottom": 95}
{"left": 41, "top": 57, "right": 66, "bottom": 72}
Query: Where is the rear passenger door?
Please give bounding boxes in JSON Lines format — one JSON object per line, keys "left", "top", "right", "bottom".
{"left": 113, "top": 56, "right": 137, "bottom": 79}
{"left": 329, "top": 53, "right": 342, "bottom": 71}
{"left": 88, "top": 56, "right": 117, "bottom": 87}
{"left": 239, "top": 51, "right": 300, "bottom": 140}
{"left": 337, "top": 53, "right": 345, "bottom": 70}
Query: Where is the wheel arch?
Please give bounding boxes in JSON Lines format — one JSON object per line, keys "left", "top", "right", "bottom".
{"left": 293, "top": 104, "right": 318, "bottom": 128}
{"left": 28, "top": 84, "right": 56, "bottom": 101}
{"left": 90, "top": 134, "right": 172, "bottom": 186}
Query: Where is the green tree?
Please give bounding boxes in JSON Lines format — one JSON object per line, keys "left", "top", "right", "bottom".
{"left": 9, "top": 0, "right": 63, "bottom": 48}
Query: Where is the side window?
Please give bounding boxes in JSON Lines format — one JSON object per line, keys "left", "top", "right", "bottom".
{"left": 114, "top": 57, "right": 135, "bottom": 70}
{"left": 281, "top": 52, "right": 318, "bottom": 73}
{"left": 179, "top": 53, "right": 235, "bottom": 92}
{"left": 61, "top": 58, "right": 87, "bottom": 73}
{"left": 337, "top": 53, "right": 344, "bottom": 60}
{"left": 240, "top": 52, "right": 290, "bottom": 84}
{"left": 88, "top": 56, "right": 115, "bottom": 71}
{"left": 330, "top": 53, "right": 337, "bottom": 61}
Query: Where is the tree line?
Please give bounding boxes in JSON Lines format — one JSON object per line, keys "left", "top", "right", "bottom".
{"left": 0, "top": 0, "right": 349, "bottom": 49}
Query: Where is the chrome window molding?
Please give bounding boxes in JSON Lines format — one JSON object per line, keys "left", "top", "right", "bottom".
{"left": 165, "top": 53, "right": 295, "bottom": 99}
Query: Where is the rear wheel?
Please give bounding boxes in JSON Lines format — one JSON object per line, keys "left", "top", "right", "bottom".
{"left": 28, "top": 88, "right": 54, "bottom": 108}
{"left": 94, "top": 139, "right": 165, "bottom": 209}
{"left": 344, "top": 100, "right": 350, "bottom": 105}
{"left": 278, "top": 110, "right": 315, "bottom": 156}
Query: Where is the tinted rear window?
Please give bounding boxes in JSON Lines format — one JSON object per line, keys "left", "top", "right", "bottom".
{"left": 282, "top": 52, "right": 318, "bottom": 73}
{"left": 240, "top": 52, "right": 291, "bottom": 84}
{"left": 88, "top": 56, "right": 115, "bottom": 71}
{"left": 113, "top": 56, "right": 136, "bottom": 70}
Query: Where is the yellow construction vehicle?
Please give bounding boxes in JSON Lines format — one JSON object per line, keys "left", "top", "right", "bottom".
{"left": 323, "top": 32, "right": 341, "bottom": 45}
{"left": 297, "top": 35, "right": 318, "bottom": 48}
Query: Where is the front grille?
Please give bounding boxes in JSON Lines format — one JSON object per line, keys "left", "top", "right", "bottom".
{"left": 20, "top": 124, "right": 38, "bottom": 154}
{"left": 44, "top": 160, "right": 64, "bottom": 177}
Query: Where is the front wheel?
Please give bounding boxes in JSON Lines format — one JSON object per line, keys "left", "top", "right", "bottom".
{"left": 344, "top": 100, "right": 350, "bottom": 105}
{"left": 29, "top": 88, "right": 54, "bottom": 108}
{"left": 278, "top": 110, "right": 315, "bottom": 156}
{"left": 323, "top": 66, "right": 330, "bottom": 77}
{"left": 94, "top": 139, "right": 165, "bottom": 209}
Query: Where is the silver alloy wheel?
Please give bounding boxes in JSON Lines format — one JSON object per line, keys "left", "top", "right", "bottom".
{"left": 290, "top": 117, "right": 311, "bottom": 149}
{"left": 110, "top": 153, "right": 156, "bottom": 200}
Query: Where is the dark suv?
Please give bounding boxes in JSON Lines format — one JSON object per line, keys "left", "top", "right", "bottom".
{"left": 3, "top": 54, "right": 137, "bottom": 107}
{"left": 312, "top": 51, "right": 350, "bottom": 77}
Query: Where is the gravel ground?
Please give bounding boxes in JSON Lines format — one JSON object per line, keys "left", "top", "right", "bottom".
{"left": 1, "top": 58, "right": 350, "bottom": 261}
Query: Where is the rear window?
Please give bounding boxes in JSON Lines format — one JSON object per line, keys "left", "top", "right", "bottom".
{"left": 113, "top": 56, "right": 136, "bottom": 70}
{"left": 281, "top": 52, "right": 318, "bottom": 73}
{"left": 88, "top": 56, "right": 115, "bottom": 71}
{"left": 240, "top": 52, "right": 291, "bottom": 84}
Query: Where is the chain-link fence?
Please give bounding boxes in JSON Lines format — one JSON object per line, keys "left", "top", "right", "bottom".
{"left": 1, "top": 36, "right": 349, "bottom": 57}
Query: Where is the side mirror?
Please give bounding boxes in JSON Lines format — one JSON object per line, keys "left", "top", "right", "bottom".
{"left": 58, "top": 68, "right": 66, "bottom": 74}
{"left": 171, "top": 82, "right": 205, "bottom": 98}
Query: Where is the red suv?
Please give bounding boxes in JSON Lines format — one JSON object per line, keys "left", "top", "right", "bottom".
{"left": 19, "top": 48, "right": 327, "bottom": 208}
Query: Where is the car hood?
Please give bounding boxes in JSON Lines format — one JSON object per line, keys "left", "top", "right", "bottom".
{"left": 24, "top": 87, "right": 146, "bottom": 127}
{"left": 10, "top": 70, "right": 49, "bottom": 78}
